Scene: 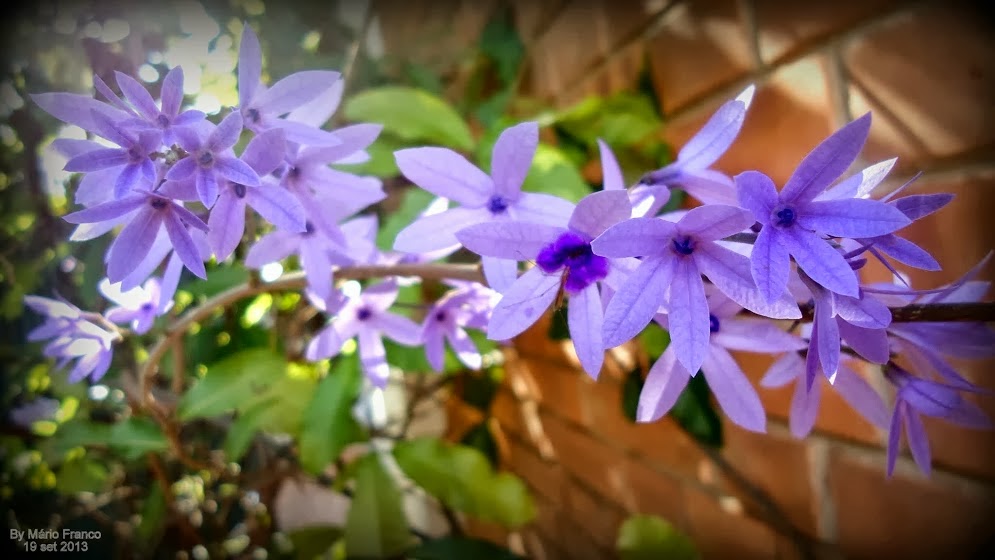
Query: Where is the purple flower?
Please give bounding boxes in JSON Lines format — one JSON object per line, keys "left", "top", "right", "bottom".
{"left": 393, "top": 121, "right": 574, "bottom": 291}
{"left": 24, "top": 295, "right": 116, "bottom": 383}
{"left": 858, "top": 192, "right": 953, "bottom": 274}
{"left": 457, "top": 189, "right": 633, "bottom": 377}
{"left": 9, "top": 398, "right": 60, "bottom": 429}
{"left": 306, "top": 281, "right": 423, "bottom": 387}
{"left": 116, "top": 226, "right": 210, "bottom": 316}
{"left": 237, "top": 24, "right": 342, "bottom": 146}
{"left": 113, "top": 68, "right": 206, "bottom": 145}
{"left": 639, "top": 290, "right": 805, "bottom": 432}
{"left": 422, "top": 283, "right": 497, "bottom": 372}
{"left": 99, "top": 277, "right": 164, "bottom": 335}
{"left": 166, "top": 111, "right": 259, "bottom": 208}
{"left": 736, "top": 114, "right": 911, "bottom": 302}
{"left": 634, "top": 85, "right": 755, "bottom": 214}
{"left": 207, "top": 129, "right": 307, "bottom": 261}
{"left": 62, "top": 110, "right": 161, "bottom": 199}
{"left": 592, "top": 204, "right": 801, "bottom": 374}
{"left": 278, "top": 124, "right": 386, "bottom": 205}
{"left": 64, "top": 190, "right": 209, "bottom": 282}
{"left": 884, "top": 365, "right": 991, "bottom": 476}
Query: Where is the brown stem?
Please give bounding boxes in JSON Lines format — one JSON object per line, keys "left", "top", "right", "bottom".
{"left": 796, "top": 301, "right": 995, "bottom": 323}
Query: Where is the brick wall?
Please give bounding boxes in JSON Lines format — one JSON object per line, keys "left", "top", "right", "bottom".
{"left": 374, "top": 0, "right": 995, "bottom": 558}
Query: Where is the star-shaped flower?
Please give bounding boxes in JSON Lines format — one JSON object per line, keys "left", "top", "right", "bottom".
{"left": 114, "top": 68, "right": 206, "bottom": 145}
{"left": 62, "top": 110, "right": 161, "bottom": 200}
{"left": 167, "top": 111, "right": 260, "bottom": 208}
{"left": 99, "top": 277, "right": 165, "bottom": 334}
{"left": 421, "top": 282, "right": 497, "bottom": 372}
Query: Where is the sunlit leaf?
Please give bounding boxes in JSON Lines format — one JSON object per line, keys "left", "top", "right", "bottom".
{"left": 616, "top": 514, "right": 698, "bottom": 560}
{"left": 521, "top": 144, "right": 591, "bottom": 203}
{"left": 345, "top": 453, "right": 414, "bottom": 559}
{"left": 176, "top": 348, "right": 285, "bottom": 421}
{"left": 56, "top": 458, "right": 109, "bottom": 495}
{"left": 299, "top": 353, "right": 366, "bottom": 475}
{"left": 345, "top": 86, "right": 474, "bottom": 150}
{"left": 109, "top": 418, "right": 169, "bottom": 460}
{"left": 287, "top": 525, "right": 344, "bottom": 559}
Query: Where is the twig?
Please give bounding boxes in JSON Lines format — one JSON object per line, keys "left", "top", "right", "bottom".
{"left": 798, "top": 301, "right": 995, "bottom": 323}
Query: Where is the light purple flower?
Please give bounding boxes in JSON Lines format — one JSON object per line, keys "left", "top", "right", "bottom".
{"left": 457, "top": 189, "right": 633, "bottom": 377}
{"left": 593, "top": 204, "right": 801, "bottom": 374}
{"left": 634, "top": 85, "right": 755, "bottom": 214}
{"left": 113, "top": 68, "right": 206, "bottom": 145}
{"left": 208, "top": 129, "right": 306, "bottom": 261}
{"left": 393, "top": 121, "right": 574, "bottom": 291}
{"left": 736, "top": 114, "right": 911, "bottom": 302}
{"left": 25, "top": 295, "right": 116, "bottom": 383}
{"left": 237, "top": 24, "right": 342, "bottom": 146}
{"left": 278, "top": 123, "right": 385, "bottom": 206}
{"left": 99, "top": 277, "right": 165, "bottom": 335}
{"left": 166, "top": 111, "right": 259, "bottom": 208}
{"left": 639, "top": 290, "right": 805, "bottom": 432}
{"left": 422, "top": 283, "right": 497, "bottom": 372}
{"left": 62, "top": 109, "right": 161, "bottom": 199}
{"left": 63, "top": 190, "right": 209, "bottom": 282}
{"left": 858, "top": 192, "right": 953, "bottom": 274}
{"left": 9, "top": 397, "right": 60, "bottom": 429}
{"left": 306, "top": 281, "right": 423, "bottom": 387}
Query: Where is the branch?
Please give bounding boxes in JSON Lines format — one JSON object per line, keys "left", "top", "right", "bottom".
{"left": 796, "top": 301, "right": 995, "bottom": 323}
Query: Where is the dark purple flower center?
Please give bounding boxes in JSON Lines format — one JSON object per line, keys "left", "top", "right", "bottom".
{"left": 709, "top": 314, "right": 720, "bottom": 333}
{"left": 536, "top": 231, "right": 609, "bottom": 293}
{"left": 771, "top": 204, "right": 797, "bottom": 228}
{"left": 356, "top": 307, "right": 373, "bottom": 321}
{"left": 127, "top": 146, "right": 145, "bottom": 162}
{"left": 434, "top": 310, "right": 448, "bottom": 322}
{"left": 246, "top": 108, "right": 261, "bottom": 124}
{"left": 156, "top": 114, "right": 170, "bottom": 128}
{"left": 149, "top": 197, "right": 168, "bottom": 210}
{"left": 303, "top": 221, "right": 315, "bottom": 236}
{"left": 141, "top": 303, "right": 154, "bottom": 312}
{"left": 233, "top": 183, "right": 247, "bottom": 198}
{"left": 672, "top": 235, "right": 695, "bottom": 256}
{"left": 486, "top": 195, "right": 509, "bottom": 215}
{"left": 286, "top": 166, "right": 301, "bottom": 181}
{"left": 197, "top": 151, "right": 214, "bottom": 167}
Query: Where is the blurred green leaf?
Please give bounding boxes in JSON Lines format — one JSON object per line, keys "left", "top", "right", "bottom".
{"left": 479, "top": 8, "right": 525, "bottom": 87}
{"left": 409, "top": 536, "right": 525, "bottom": 560}
{"left": 671, "top": 375, "right": 723, "bottom": 447}
{"left": 137, "top": 481, "right": 167, "bottom": 547}
{"left": 51, "top": 420, "right": 113, "bottom": 455}
{"left": 287, "top": 525, "right": 343, "bottom": 560}
{"left": 176, "top": 348, "right": 285, "bottom": 421}
{"left": 459, "top": 421, "right": 499, "bottom": 469}
{"left": 376, "top": 187, "right": 436, "bottom": 252}
{"left": 56, "top": 458, "right": 108, "bottom": 495}
{"left": 222, "top": 396, "right": 277, "bottom": 461}
{"left": 299, "top": 355, "right": 365, "bottom": 475}
{"left": 621, "top": 367, "right": 644, "bottom": 423}
{"left": 345, "top": 453, "right": 413, "bottom": 559}
{"left": 393, "top": 437, "right": 535, "bottom": 529}
{"left": 616, "top": 514, "right": 698, "bottom": 560}
{"left": 183, "top": 264, "right": 249, "bottom": 298}
{"left": 345, "top": 87, "right": 474, "bottom": 150}
{"left": 109, "top": 418, "right": 169, "bottom": 460}
{"left": 337, "top": 132, "right": 405, "bottom": 178}
{"left": 555, "top": 92, "right": 662, "bottom": 148}
{"left": 521, "top": 144, "right": 591, "bottom": 203}
{"left": 639, "top": 323, "right": 670, "bottom": 360}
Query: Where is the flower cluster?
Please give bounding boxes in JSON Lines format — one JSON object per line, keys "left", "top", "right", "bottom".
{"left": 25, "top": 28, "right": 993, "bottom": 479}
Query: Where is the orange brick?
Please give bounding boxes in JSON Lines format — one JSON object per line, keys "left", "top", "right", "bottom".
{"left": 529, "top": 0, "right": 606, "bottom": 98}
{"left": 462, "top": 517, "right": 510, "bottom": 548}
{"left": 619, "top": 455, "right": 690, "bottom": 532}
{"left": 647, "top": 0, "right": 754, "bottom": 113}
{"left": 507, "top": 357, "right": 588, "bottom": 426}
{"left": 562, "top": 482, "right": 629, "bottom": 550}
{"left": 506, "top": 436, "right": 566, "bottom": 503}
{"left": 829, "top": 447, "right": 995, "bottom": 560}
{"left": 558, "top": 515, "right": 613, "bottom": 560}
{"left": 685, "top": 485, "right": 780, "bottom": 560}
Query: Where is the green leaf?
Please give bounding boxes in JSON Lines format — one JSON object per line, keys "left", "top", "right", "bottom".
{"left": 521, "top": 144, "right": 591, "bottom": 203}
{"left": 56, "top": 458, "right": 109, "bottom": 495}
{"left": 393, "top": 438, "right": 535, "bottom": 529}
{"left": 137, "top": 481, "right": 167, "bottom": 546}
{"left": 554, "top": 92, "right": 662, "bottom": 148}
{"left": 639, "top": 323, "right": 670, "bottom": 360}
{"left": 287, "top": 525, "right": 344, "bottom": 560}
{"left": 51, "top": 420, "right": 113, "bottom": 455}
{"left": 183, "top": 264, "right": 249, "bottom": 298}
{"left": 345, "top": 453, "right": 413, "bottom": 559}
{"left": 299, "top": 358, "right": 365, "bottom": 475}
{"left": 176, "top": 348, "right": 286, "bottom": 421}
{"left": 337, "top": 132, "right": 405, "bottom": 178}
{"left": 459, "top": 421, "right": 499, "bottom": 469}
{"left": 546, "top": 304, "right": 570, "bottom": 340}
{"left": 109, "top": 418, "right": 169, "bottom": 460}
{"left": 671, "top": 375, "right": 723, "bottom": 447}
{"left": 459, "top": 370, "right": 500, "bottom": 413}
{"left": 621, "top": 367, "right": 644, "bottom": 423}
{"left": 479, "top": 8, "right": 525, "bottom": 87}
{"left": 223, "top": 396, "right": 277, "bottom": 461}
{"left": 616, "top": 514, "right": 699, "bottom": 560}
{"left": 409, "top": 536, "right": 525, "bottom": 560}
{"left": 376, "top": 187, "right": 437, "bottom": 251}
{"left": 344, "top": 87, "right": 474, "bottom": 150}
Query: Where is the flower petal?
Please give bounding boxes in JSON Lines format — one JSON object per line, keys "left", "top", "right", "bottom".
{"left": 869, "top": 235, "right": 940, "bottom": 271}
{"left": 207, "top": 111, "right": 244, "bottom": 152}
{"left": 394, "top": 207, "right": 489, "bottom": 254}
{"left": 839, "top": 321, "right": 890, "bottom": 364}
{"left": 510, "top": 193, "right": 575, "bottom": 226}
{"left": 783, "top": 229, "right": 859, "bottom": 297}
{"left": 300, "top": 239, "right": 333, "bottom": 303}
{"left": 677, "top": 85, "right": 754, "bottom": 171}
{"left": 247, "top": 184, "right": 307, "bottom": 232}
{"left": 64, "top": 148, "right": 128, "bottom": 172}
{"left": 780, "top": 113, "right": 871, "bottom": 204}
{"left": 712, "top": 317, "right": 805, "bottom": 352}
{"left": 115, "top": 71, "right": 158, "bottom": 120}
{"left": 694, "top": 242, "right": 801, "bottom": 319}
{"left": 833, "top": 363, "right": 889, "bottom": 429}
{"left": 306, "top": 318, "right": 361, "bottom": 361}
{"left": 818, "top": 158, "right": 895, "bottom": 201}
{"left": 891, "top": 193, "right": 954, "bottom": 221}
{"left": 207, "top": 191, "right": 246, "bottom": 262}
{"left": 160, "top": 66, "right": 184, "bottom": 117}
{"left": 637, "top": 347, "right": 691, "bottom": 423}
{"left": 904, "top": 410, "right": 932, "bottom": 476}
{"left": 668, "top": 258, "right": 709, "bottom": 374}
{"left": 241, "top": 128, "right": 287, "bottom": 175}
{"left": 456, "top": 221, "right": 565, "bottom": 261}
{"left": 372, "top": 312, "right": 423, "bottom": 346}
{"left": 735, "top": 170, "right": 778, "bottom": 222}
{"left": 568, "top": 284, "right": 605, "bottom": 379}
{"left": 569, "top": 189, "right": 631, "bottom": 239}
{"left": 602, "top": 257, "right": 676, "bottom": 348}
{"left": 64, "top": 194, "right": 146, "bottom": 224}
{"left": 597, "top": 139, "right": 625, "bottom": 191}
{"left": 107, "top": 209, "right": 163, "bottom": 282}
{"left": 482, "top": 256, "right": 519, "bottom": 293}
{"left": 395, "top": 147, "right": 492, "bottom": 206}
{"left": 491, "top": 121, "right": 537, "bottom": 198}
{"left": 677, "top": 204, "right": 754, "bottom": 240}
{"left": 591, "top": 217, "right": 677, "bottom": 258}
{"left": 447, "top": 327, "right": 482, "bottom": 370}
{"left": 750, "top": 226, "right": 792, "bottom": 304}
{"left": 797, "top": 198, "right": 910, "bottom": 238}
{"left": 245, "top": 231, "right": 299, "bottom": 267}
{"left": 255, "top": 70, "right": 341, "bottom": 117}
{"left": 789, "top": 375, "right": 820, "bottom": 438}
{"left": 163, "top": 211, "right": 206, "bottom": 279}
{"left": 358, "top": 328, "right": 390, "bottom": 388}
{"left": 238, "top": 25, "right": 263, "bottom": 107}
{"left": 703, "top": 346, "right": 767, "bottom": 432}
{"left": 487, "top": 267, "right": 562, "bottom": 340}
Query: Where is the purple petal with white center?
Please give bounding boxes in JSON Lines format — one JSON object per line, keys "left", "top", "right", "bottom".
{"left": 735, "top": 171, "right": 779, "bottom": 222}
{"left": 160, "top": 66, "right": 184, "bottom": 117}
{"left": 395, "top": 147, "right": 492, "bottom": 206}
{"left": 701, "top": 345, "right": 767, "bottom": 432}
{"left": 242, "top": 129, "right": 287, "bottom": 175}
{"left": 510, "top": 193, "right": 575, "bottom": 227}
{"left": 797, "top": 198, "right": 910, "bottom": 238}
{"left": 678, "top": 204, "right": 754, "bottom": 240}
{"left": 447, "top": 327, "right": 482, "bottom": 370}
{"left": 491, "top": 121, "right": 537, "bottom": 198}
{"left": 300, "top": 240, "right": 333, "bottom": 303}
{"left": 892, "top": 193, "right": 954, "bottom": 221}
{"left": 603, "top": 257, "right": 676, "bottom": 348}
{"left": 64, "top": 148, "right": 128, "bottom": 172}
{"left": 115, "top": 71, "right": 158, "bottom": 119}
{"left": 713, "top": 318, "right": 805, "bottom": 352}
{"left": 834, "top": 363, "right": 889, "bottom": 428}
{"left": 597, "top": 139, "right": 625, "bottom": 191}
{"left": 207, "top": 191, "right": 246, "bottom": 261}
{"left": 163, "top": 212, "right": 206, "bottom": 279}
{"left": 487, "top": 267, "right": 561, "bottom": 340}
{"left": 818, "top": 158, "right": 896, "bottom": 201}
{"left": 107, "top": 209, "right": 163, "bottom": 282}
{"left": 568, "top": 284, "right": 605, "bottom": 378}
{"left": 166, "top": 156, "right": 198, "bottom": 181}
{"left": 750, "top": 226, "right": 792, "bottom": 304}
{"left": 569, "top": 189, "right": 630, "bottom": 239}
{"left": 677, "top": 85, "right": 754, "bottom": 171}
{"left": 372, "top": 312, "right": 423, "bottom": 346}
{"left": 783, "top": 229, "right": 859, "bottom": 297}
{"left": 780, "top": 113, "right": 872, "bottom": 204}
{"left": 358, "top": 328, "right": 390, "bottom": 388}
{"left": 591, "top": 217, "right": 678, "bottom": 258}
{"left": 238, "top": 25, "right": 262, "bottom": 108}
{"left": 394, "top": 207, "right": 489, "bottom": 254}
{"left": 457, "top": 221, "right": 565, "bottom": 261}
{"left": 694, "top": 243, "right": 801, "bottom": 319}
{"left": 64, "top": 194, "right": 146, "bottom": 224}
{"left": 637, "top": 347, "right": 691, "bottom": 423}
{"left": 839, "top": 321, "right": 889, "bottom": 363}
{"left": 904, "top": 411, "right": 932, "bottom": 475}
{"left": 870, "top": 235, "right": 940, "bottom": 270}
{"left": 668, "top": 258, "right": 709, "bottom": 374}
{"left": 247, "top": 184, "right": 306, "bottom": 232}
{"left": 254, "top": 71, "right": 341, "bottom": 117}
{"left": 245, "top": 231, "right": 299, "bottom": 267}
{"left": 789, "top": 376, "right": 821, "bottom": 438}
{"left": 207, "top": 112, "right": 244, "bottom": 152}
{"left": 482, "top": 257, "right": 519, "bottom": 293}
